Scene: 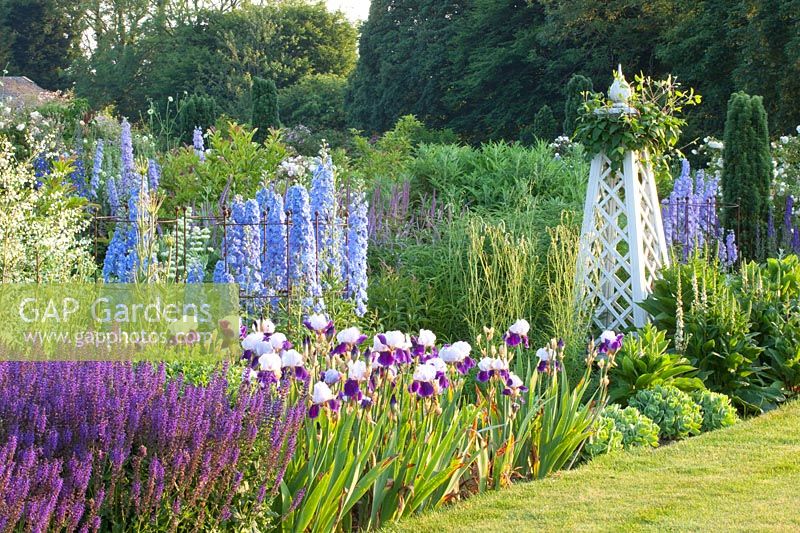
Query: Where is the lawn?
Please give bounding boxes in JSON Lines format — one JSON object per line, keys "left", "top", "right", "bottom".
{"left": 387, "top": 401, "right": 800, "bottom": 532}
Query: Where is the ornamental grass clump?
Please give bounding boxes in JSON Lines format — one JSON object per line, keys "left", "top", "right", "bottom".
{"left": 629, "top": 385, "right": 702, "bottom": 440}
{"left": 692, "top": 390, "right": 739, "bottom": 432}
{"left": 0, "top": 361, "right": 303, "bottom": 532}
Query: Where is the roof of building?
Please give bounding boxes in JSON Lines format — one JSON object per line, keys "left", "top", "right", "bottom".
{"left": 0, "top": 76, "right": 61, "bottom": 108}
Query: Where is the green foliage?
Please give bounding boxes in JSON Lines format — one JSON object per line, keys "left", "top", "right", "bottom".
{"left": 721, "top": 92, "right": 772, "bottom": 260}
{"left": 528, "top": 105, "right": 558, "bottom": 143}
{"left": 738, "top": 256, "right": 800, "bottom": 395}
{"left": 609, "top": 324, "right": 703, "bottom": 405}
{"left": 563, "top": 74, "right": 593, "bottom": 137}
{"left": 251, "top": 77, "right": 280, "bottom": 142}
{"left": 279, "top": 74, "right": 348, "bottom": 131}
{"left": 583, "top": 415, "right": 624, "bottom": 459}
{"left": 691, "top": 390, "right": 739, "bottom": 432}
{"left": 640, "top": 257, "right": 783, "bottom": 413}
{"left": 629, "top": 385, "right": 702, "bottom": 440}
{"left": 601, "top": 404, "right": 660, "bottom": 449}
{"left": 176, "top": 93, "right": 218, "bottom": 145}
{"left": 574, "top": 72, "right": 700, "bottom": 174}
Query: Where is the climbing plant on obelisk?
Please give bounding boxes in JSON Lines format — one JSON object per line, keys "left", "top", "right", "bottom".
{"left": 574, "top": 67, "right": 701, "bottom": 330}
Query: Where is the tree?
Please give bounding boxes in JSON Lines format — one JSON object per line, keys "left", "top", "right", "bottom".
{"left": 251, "top": 77, "right": 280, "bottom": 141}
{"left": 279, "top": 74, "right": 348, "bottom": 131}
{"left": 563, "top": 74, "right": 593, "bottom": 137}
{"left": 532, "top": 105, "right": 557, "bottom": 141}
{"left": 177, "top": 93, "right": 219, "bottom": 144}
{"left": 721, "top": 92, "right": 772, "bottom": 260}
{"left": 0, "top": 0, "right": 83, "bottom": 90}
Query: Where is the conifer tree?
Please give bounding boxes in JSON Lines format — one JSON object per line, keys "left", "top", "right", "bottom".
{"left": 563, "top": 74, "right": 593, "bottom": 137}
{"left": 251, "top": 77, "right": 280, "bottom": 142}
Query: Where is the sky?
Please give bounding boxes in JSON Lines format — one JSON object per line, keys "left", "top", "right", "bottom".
{"left": 326, "top": 0, "right": 370, "bottom": 21}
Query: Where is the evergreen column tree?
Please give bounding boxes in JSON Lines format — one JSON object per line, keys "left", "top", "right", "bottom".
{"left": 532, "top": 105, "right": 557, "bottom": 141}
{"left": 563, "top": 74, "right": 593, "bottom": 137}
{"left": 251, "top": 77, "right": 280, "bottom": 142}
{"left": 721, "top": 92, "right": 772, "bottom": 260}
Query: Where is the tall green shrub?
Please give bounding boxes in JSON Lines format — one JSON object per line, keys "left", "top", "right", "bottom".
{"left": 531, "top": 105, "right": 557, "bottom": 141}
{"left": 563, "top": 74, "right": 593, "bottom": 137}
{"left": 721, "top": 92, "right": 772, "bottom": 260}
{"left": 251, "top": 77, "right": 280, "bottom": 142}
{"left": 177, "top": 93, "right": 219, "bottom": 145}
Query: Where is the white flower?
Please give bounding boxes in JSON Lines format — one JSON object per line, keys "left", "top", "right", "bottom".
{"left": 248, "top": 369, "right": 259, "bottom": 383}
{"left": 412, "top": 363, "right": 437, "bottom": 383}
{"left": 258, "top": 352, "right": 282, "bottom": 375}
{"left": 478, "top": 357, "right": 496, "bottom": 372}
{"left": 269, "top": 332, "right": 287, "bottom": 351}
{"left": 253, "top": 318, "right": 275, "bottom": 334}
{"left": 311, "top": 382, "right": 335, "bottom": 404}
{"left": 450, "top": 341, "right": 472, "bottom": 358}
{"left": 707, "top": 140, "right": 723, "bottom": 150}
{"left": 780, "top": 136, "right": 790, "bottom": 144}
{"left": 507, "top": 372, "right": 524, "bottom": 388}
{"left": 508, "top": 319, "right": 530, "bottom": 336}
{"left": 323, "top": 368, "right": 341, "bottom": 384}
{"left": 168, "top": 96, "right": 174, "bottom": 102}
{"left": 29, "top": 111, "right": 41, "bottom": 120}
{"left": 306, "top": 313, "right": 329, "bottom": 332}
{"left": 242, "top": 332, "right": 265, "bottom": 352}
{"left": 382, "top": 330, "right": 408, "bottom": 348}
{"left": 347, "top": 360, "right": 368, "bottom": 381}
{"left": 796, "top": 125, "right": 800, "bottom": 134}
{"left": 16, "top": 123, "right": 25, "bottom": 131}
{"left": 600, "top": 330, "right": 617, "bottom": 343}
{"left": 281, "top": 349, "right": 304, "bottom": 368}
{"left": 439, "top": 345, "right": 463, "bottom": 363}
{"left": 337, "top": 326, "right": 362, "bottom": 345}
{"left": 536, "top": 347, "right": 551, "bottom": 361}
{"left": 372, "top": 335, "right": 387, "bottom": 352}
{"left": 417, "top": 329, "right": 436, "bottom": 347}
{"left": 491, "top": 358, "right": 509, "bottom": 371}
{"left": 427, "top": 357, "right": 447, "bottom": 373}
{"left": 147, "top": 108, "right": 154, "bottom": 116}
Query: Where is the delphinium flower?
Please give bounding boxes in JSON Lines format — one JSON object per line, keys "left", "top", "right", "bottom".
{"left": 33, "top": 153, "right": 49, "bottom": 178}
{"left": 69, "top": 149, "right": 88, "bottom": 198}
{"left": 310, "top": 153, "right": 340, "bottom": 280}
{"left": 102, "top": 186, "right": 141, "bottom": 282}
{"left": 333, "top": 326, "right": 367, "bottom": 355}
{"left": 120, "top": 118, "right": 135, "bottom": 195}
{"left": 147, "top": 159, "right": 161, "bottom": 191}
{"left": 345, "top": 192, "right": 369, "bottom": 316}
{"left": 286, "top": 184, "right": 321, "bottom": 310}
{"left": 90, "top": 139, "right": 103, "bottom": 201}
{"left": 722, "top": 230, "right": 739, "bottom": 267}
{"left": 308, "top": 381, "right": 340, "bottom": 419}
{"left": 213, "top": 199, "right": 245, "bottom": 284}
{"left": 792, "top": 227, "right": 800, "bottom": 255}
{"left": 438, "top": 341, "right": 475, "bottom": 374}
{"left": 186, "top": 260, "right": 205, "bottom": 283}
{"left": 411, "top": 329, "right": 437, "bottom": 360}
{"left": 784, "top": 196, "right": 795, "bottom": 249}
{"left": 235, "top": 199, "right": 264, "bottom": 304}
{"left": 503, "top": 319, "right": 530, "bottom": 348}
{"left": 106, "top": 175, "right": 120, "bottom": 215}
{"left": 256, "top": 187, "right": 288, "bottom": 307}
{"left": 193, "top": 127, "right": 206, "bottom": 161}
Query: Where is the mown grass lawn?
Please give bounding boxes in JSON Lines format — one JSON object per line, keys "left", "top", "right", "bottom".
{"left": 387, "top": 401, "right": 800, "bottom": 532}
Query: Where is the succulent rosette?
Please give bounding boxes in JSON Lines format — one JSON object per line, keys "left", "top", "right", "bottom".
{"left": 503, "top": 319, "right": 530, "bottom": 348}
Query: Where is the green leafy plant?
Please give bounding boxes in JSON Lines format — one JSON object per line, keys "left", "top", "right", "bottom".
{"left": 582, "top": 415, "right": 623, "bottom": 459}
{"left": 602, "top": 404, "right": 660, "bottom": 449}
{"left": 608, "top": 324, "right": 703, "bottom": 405}
{"left": 629, "top": 385, "right": 702, "bottom": 440}
{"left": 574, "top": 71, "right": 700, "bottom": 177}
{"left": 691, "top": 390, "right": 739, "bottom": 432}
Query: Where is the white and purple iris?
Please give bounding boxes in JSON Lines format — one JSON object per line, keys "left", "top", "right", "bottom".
{"left": 476, "top": 357, "right": 509, "bottom": 382}
{"left": 598, "top": 330, "right": 624, "bottom": 355}
{"left": 258, "top": 352, "right": 282, "bottom": 383}
{"left": 343, "top": 360, "right": 370, "bottom": 401}
{"left": 372, "top": 331, "right": 412, "bottom": 367}
{"left": 281, "top": 349, "right": 309, "bottom": 380}
{"left": 536, "top": 347, "right": 561, "bottom": 372}
{"left": 304, "top": 313, "right": 335, "bottom": 337}
{"left": 308, "top": 381, "right": 340, "bottom": 419}
{"left": 411, "top": 329, "right": 437, "bottom": 360}
{"left": 409, "top": 362, "right": 439, "bottom": 397}
{"left": 502, "top": 372, "right": 528, "bottom": 396}
{"left": 439, "top": 341, "right": 475, "bottom": 375}
{"left": 332, "top": 326, "right": 368, "bottom": 355}
{"left": 503, "top": 319, "right": 530, "bottom": 348}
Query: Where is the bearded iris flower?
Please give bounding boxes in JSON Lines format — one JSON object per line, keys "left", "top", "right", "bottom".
{"left": 504, "top": 319, "right": 530, "bottom": 348}
{"left": 439, "top": 341, "right": 474, "bottom": 374}
{"left": 409, "top": 363, "right": 438, "bottom": 397}
{"left": 333, "top": 326, "right": 367, "bottom": 355}
{"left": 309, "top": 382, "right": 339, "bottom": 419}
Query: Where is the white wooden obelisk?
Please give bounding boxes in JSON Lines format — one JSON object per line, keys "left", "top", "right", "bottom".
{"left": 577, "top": 68, "right": 670, "bottom": 330}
